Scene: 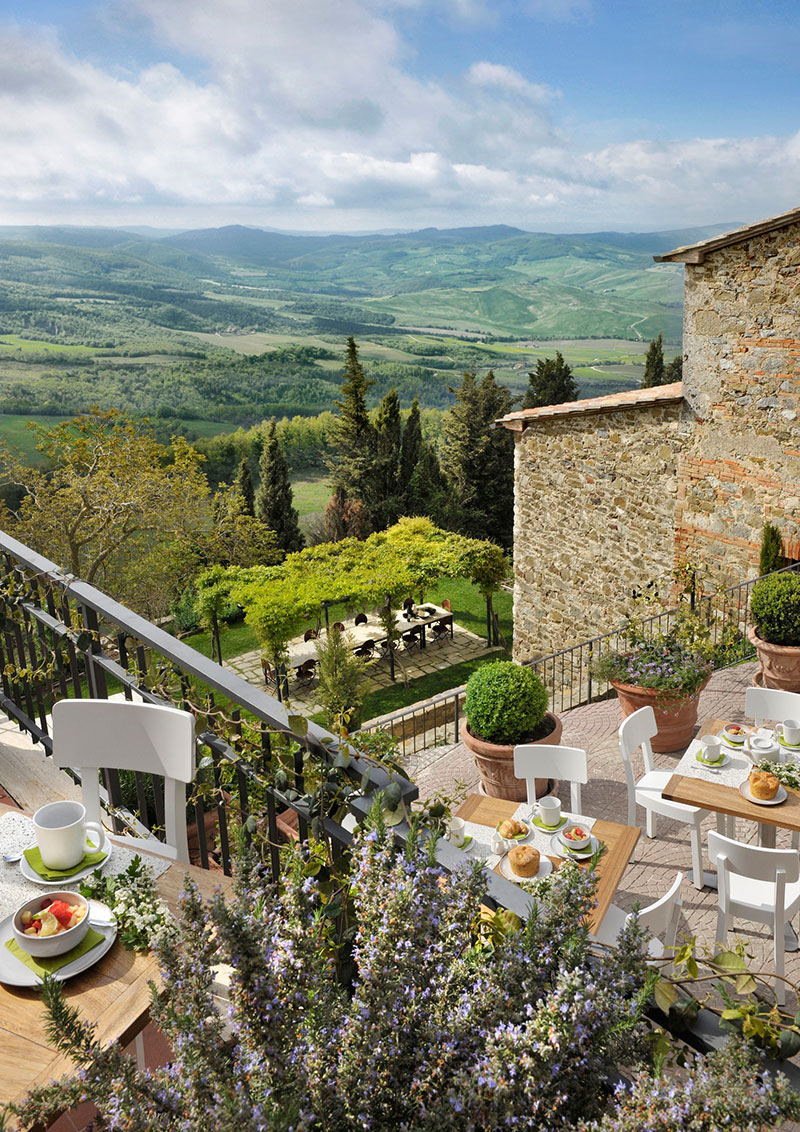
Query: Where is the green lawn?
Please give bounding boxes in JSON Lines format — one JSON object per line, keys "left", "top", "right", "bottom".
{"left": 359, "top": 649, "right": 510, "bottom": 722}
{"left": 291, "top": 473, "right": 331, "bottom": 518}
{"left": 179, "top": 620, "right": 259, "bottom": 662}
{"left": 426, "top": 577, "right": 513, "bottom": 649}
{"left": 0, "top": 334, "right": 96, "bottom": 355}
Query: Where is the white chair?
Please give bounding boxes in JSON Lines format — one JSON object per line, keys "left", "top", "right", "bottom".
{"left": 592, "top": 871, "right": 683, "bottom": 970}
{"left": 745, "top": 686, "right": 800, "bottom": 728}
{"left": 708, "top": 830, "right": 800, "bottom": 1005}
{"left": 619, "top": 706, "right": 709, "bottom": 891}
{"left": 513, "top": 743, "right": 587, "bottom": 813}
{"left": 52, "top": 698, "right": 196, "bottom": 864}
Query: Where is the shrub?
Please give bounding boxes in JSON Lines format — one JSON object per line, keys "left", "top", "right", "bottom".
{"left": 315, "top": 628, "right": 370, "bottom": 733}
{"left": 760, "top": 522, "right": 785, "bottom": 576}
{"left": 751, "top": 573, "right": 800, "bottom": 645}
{"left": 464, "top": 660, "right": 548, "bottom": 744}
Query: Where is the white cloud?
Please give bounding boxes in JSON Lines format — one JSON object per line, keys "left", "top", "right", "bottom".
{"left": 0, "top": 0, "right": 799, "bottom": 232}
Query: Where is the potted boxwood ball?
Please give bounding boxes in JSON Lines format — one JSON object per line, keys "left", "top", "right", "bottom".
{"left": 460, "top": 661, "right": 562, "bottom": 801}
{"left": 749, "top": 573, "right": 800, "bottom": 691}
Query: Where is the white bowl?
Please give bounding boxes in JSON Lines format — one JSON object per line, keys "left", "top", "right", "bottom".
{"left": 722, "top": 725, "right": 747, "bottom": 744}
{"left": 12, "top": 892, "right": 89, "bottom": 957}
{"left": 561, "top": 824, "right": 591, "bottom": 852}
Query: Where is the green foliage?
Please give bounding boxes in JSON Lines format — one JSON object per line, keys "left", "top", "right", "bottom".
{"left": 464, "top": 660, "right": 548, "bottom": 744}
{"left": 441, "top": 369, "right": 515, "bottom": 547}
{"left": 760, "top": 522, "right": 785, "bottom": 576}
{"left": 255, "top": 420, "right": 303, "bottom": 554}
{"left": 663, "top": 353, "right": 683, "bottom": 383}
{"left": 522, "top": 350, "right": 578, "bottom": 409}
{"left": 751, "top": 572, "right": 800, "bottom": 645}
{"left": 330, "top": 337, "right": 377, "bottom": 511}
{"left": 370, "top": 387, "right": 403, "bottom": 529}
{"left": 234, "top": 454, "right": 255, "bottom": 516}
{"left": 641, "top": 333, "right": 666, "bottom": 387}
{"left": 314, "top": 629, "right": 371, "bottom": 734}
{"left": 399, "top": 395, "right": 422, "bottom": 486}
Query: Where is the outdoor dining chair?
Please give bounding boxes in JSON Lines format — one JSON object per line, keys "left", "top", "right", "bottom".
{"left": 402, "top": 628, "right": 421, "bottom": 653}
{"left": 303, "top": 627, "right": 319, "bottom": 642}
{"left": 51, "top": 698, "right": 196, "bottom": 865}
{"left": 354, "top": 639, "right": 375, "bottom": 660}
{"left": 591, "top": 871, "right": 683, "bottom": 971}
{"left": 512, "top": 743, "right": 587, "bottom": 813}
{"left": 354, "top": 612, "right": 368, "bottom": 626}
{"left": 295, "top": 660, "right": 317, "bottom": 687}
{"left": 744, "top": 686, "right": 800, "bottom": 728}
{"left": 430, "top": 621, "right": 450, "bottom": 645}
{"left": 619, "top": 706, "right": 709, "bottom": 891}
{"left": 708, "top": 830, "right": 800, "bottom": 1005}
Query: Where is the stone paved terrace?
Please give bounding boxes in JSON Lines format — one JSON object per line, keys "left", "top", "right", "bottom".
{"left": 411, "top": 660, "right": 800, "bottom": 1015}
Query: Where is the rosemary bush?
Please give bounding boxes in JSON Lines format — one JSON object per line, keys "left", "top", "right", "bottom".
{"left": 5, "top": 820, "right": 800, "bottom": 1132}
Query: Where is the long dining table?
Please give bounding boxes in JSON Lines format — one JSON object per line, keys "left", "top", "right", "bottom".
{"left": 0, "top": 801, "right": 231, "bottom": 1113}
{"left": 456, "top": 793, "right": 640, "bottom": 933}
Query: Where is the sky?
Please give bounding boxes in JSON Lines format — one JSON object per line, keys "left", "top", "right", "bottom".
{"left": 3, "top": 0, "right": 800, "bottom": 234}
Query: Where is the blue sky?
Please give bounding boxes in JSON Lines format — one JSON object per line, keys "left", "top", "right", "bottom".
{"left": 2, "top": 0, "right": 800, "bottom": 233}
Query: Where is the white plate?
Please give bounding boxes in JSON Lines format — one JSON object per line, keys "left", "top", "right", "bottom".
{"left": 0, "top": 900, "right": 116, "bottom": 986}
{"left": 695, "top": 751, "right": 731, "bottom": 769}
{"left": 496, "top": 820, "right": 531, "bottom": 843}
{"left": 498, "top": 851, "right": 552, "bottom": 884}
{"left": 738, "top": 781, "right": 788, "bottom": 806}
{"left": 718, "top": 729, "right": 748, "bottom": 751}
{"left": 19, "top": 835, "right": 113, "bottom": 886}
{"left": 550, "top": 831, "right": 601, "bottom": 860}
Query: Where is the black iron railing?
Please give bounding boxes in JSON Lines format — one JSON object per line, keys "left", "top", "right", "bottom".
{"left": 357, "top": 563, "right": 800, "bottom": 753}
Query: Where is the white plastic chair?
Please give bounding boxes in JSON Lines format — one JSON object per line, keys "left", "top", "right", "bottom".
{"left": 619, "top": 706, "right": 709, "bottom": 891}
{"left": 745, "top": 686, "right": 800, "bottom": 728}
{"left": 708, "top": 830, "right": 800, "bottom": 1005}
{"left": 513, "top": 743, "right": 587, "bottom": 813}
{"left": 52, "top": 699, "right": 196, "bottom": 864}
{"left": 592, "top": 871, "right": 683, "bottom": 970}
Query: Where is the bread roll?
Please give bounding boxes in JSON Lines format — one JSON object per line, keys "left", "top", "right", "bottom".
{"left": 750, "top": 769, "right": 780, "bottom": 800}
{"left": 499, "top": 818, "right": 526, "bottom": 839}
{"left": 509, "top": 845, "right": 540, "bottom": 877}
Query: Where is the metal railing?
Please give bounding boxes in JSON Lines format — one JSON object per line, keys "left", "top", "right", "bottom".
{"left": 357, "top": 563, "right": 800, "bottom": 755}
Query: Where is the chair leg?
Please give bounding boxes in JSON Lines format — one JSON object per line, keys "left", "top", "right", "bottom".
{"left": 774, "top": 916, "right": 786, "bottom": 1007}
{"left": 793, "top": 831, "right": 799, "bottom": 851}
{"left": 715, "top": 907, "right": 729, "bottom": 947}
{"left": 715, "top": 812, "right": 734, "bottom": 838}
{"left": 627, "top": 793, "right": 636, "bottom": 828}
{"left": 645, "top": 809, "right": 657, "bottom": 839}
{"left": 690, "top": 824, "right": 704, "bottom": 891}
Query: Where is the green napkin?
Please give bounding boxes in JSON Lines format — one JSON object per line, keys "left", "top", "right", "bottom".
{"left": 533, "top": 814, "right": 566, "bottom": 831}
{"left": 23, "top": 843, "right": 108, "bottom": 881}
{"left": 696, "top": 752, "right": 723, "bottom": 766}
{"left": 5, "top": 927, "right": 105, "bottom": 977}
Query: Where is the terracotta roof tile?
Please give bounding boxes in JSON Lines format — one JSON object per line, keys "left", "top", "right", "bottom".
{"left": 654, "top": 206, "right": 800, "bottom": 264}
{"left": 496, "top": 382, "right": 683, "bottom": 430}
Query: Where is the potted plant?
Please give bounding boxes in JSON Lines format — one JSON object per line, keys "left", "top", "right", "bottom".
{"left": 749, "top": 572, "right": 800, "bottom": 691}
{"left": 594, "top": 609, "right": 713, "bottom": 752}
{"left": 460, "top": 660, "right": 562, "bottom": 800}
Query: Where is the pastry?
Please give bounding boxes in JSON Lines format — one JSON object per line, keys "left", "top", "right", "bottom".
{"left": 508, "top": 845, "right": 540, "bottom": 877}
{"left": 498, "top": 818, "right": 527, "bottom": 839}
{"left": 749, "top": 769, "right": 780, "bottom": 800}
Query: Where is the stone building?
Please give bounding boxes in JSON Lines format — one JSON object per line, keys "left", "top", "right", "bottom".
{"left": 500, "top": 207, "right": 800, "bottom": 661}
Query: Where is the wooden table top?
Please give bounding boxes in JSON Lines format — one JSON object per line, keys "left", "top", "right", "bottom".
{"left": 662, "top": 717, "right": 800, "bottom": 832}
{"left": 0, "top": 802, "right": 231, "bottom": 1112}
{"left": 457, "top": 794, "right": 640, "bottom": 933}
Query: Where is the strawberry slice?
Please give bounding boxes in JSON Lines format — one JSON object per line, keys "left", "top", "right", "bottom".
{"left": 48, "top": 900, "right": 76, "bottom": 929}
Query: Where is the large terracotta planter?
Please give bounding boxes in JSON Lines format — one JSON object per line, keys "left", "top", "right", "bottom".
{"left": 611, "top": 678, "right": 708, "bottom": 753}
{"left": 460, "top": 712, "right": 563, "bottom": 801}
{"left": 748, "top": 627, "right": 800, "bottom": 692}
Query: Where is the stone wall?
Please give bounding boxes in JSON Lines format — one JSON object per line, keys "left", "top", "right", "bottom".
{"left": 513, "top": 400, "right": 691, "bottom": 661}
{"left": 679, "top": 221, "right": 800, "bottom": 575}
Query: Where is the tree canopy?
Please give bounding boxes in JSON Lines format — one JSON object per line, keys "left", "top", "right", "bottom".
{"left": 255, "top": 420, "right": 303, "bottom": 554}
{"left": 642, "top": 334, "right": 666, "bottom": 388}
{"left": 522, "top": 351, "right": 578, "bottom": 409}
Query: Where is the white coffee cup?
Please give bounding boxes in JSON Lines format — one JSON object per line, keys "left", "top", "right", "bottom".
{"left": 447, "top": 816, "right": 466, "bottom": 848}
{"left": 783, "top": 719, "right": 800, "bottom": 746}
{"left": 33, "top": 800, "right": 104, "bottom": 870}
{"left": 700, "top": 735, "right": 722, "bottom": 764}
{"left": 535, "top": 795, "right": 562, "bottom": 828}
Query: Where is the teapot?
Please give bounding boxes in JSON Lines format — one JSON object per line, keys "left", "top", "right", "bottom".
{"left": 747, "top": 731, "right": 781, "bottom": 761}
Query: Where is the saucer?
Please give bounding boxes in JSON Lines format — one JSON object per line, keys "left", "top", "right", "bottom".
{"left": 532, "top": 814, "right": 567, "bottom": 832}
{"left": 20, "top": 835, "right": 113, "bottom": 886}
{"left": 776, "top": 727, "right": 800, "bottom": 750}
{"left": 696, "top": 751, "right": 730, "bottom": 769}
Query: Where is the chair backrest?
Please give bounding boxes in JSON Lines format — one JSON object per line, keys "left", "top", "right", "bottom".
{"left": 625, "top": 872, "right": 683, "bottom": 949}
{"left": 52, "top": 699, "right": 195, "bottom": 863}
{"left": 513, "top": 743, "right": 588, "bottom": 811}
{"left": 744, "top": 686, "right": 800, "bottom": 727}
{"left": 441, "top": 599, "right": 451, "bottom": 611}
{"left": 303, "top": 628, "right": 319, "bottom": 642}
{"left": 618, "top": 706, "right": 657, "bottom": 790}
{"left": 708, "top": 830, "right": 800, "bottom": 911}
{"left": 354, "top": 613, "right": 368, "bottom": 626}
{"left": 332, "top": 621, "right": 345, "bottom": 633}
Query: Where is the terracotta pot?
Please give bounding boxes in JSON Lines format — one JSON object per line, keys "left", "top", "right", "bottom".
{"left": 610, "top": 678, "right": 708, "bottom": 753}
{"left": 460, "top": 712, "right": 563, "bottom": 801}
{"left": 748, "top": 627, "right": 800, "bottom": 692}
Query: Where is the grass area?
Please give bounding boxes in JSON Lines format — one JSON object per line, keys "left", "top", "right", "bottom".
{"left": 0, "top": 334, "right": 96, "bottom": 355}
{"left": 426, "top": 577, "right": 512, "bottom": 648}
{"left": 179, "top": 619, "right": 259, "bottom": 661}
{"left": 0, "top": 413, "right": 233, "bottom": 463}
{"left": 291, "top": 472, "right": 331, "bottom": 518}
{"left": 359, "top": 649, "right": 510, "bottom": 722}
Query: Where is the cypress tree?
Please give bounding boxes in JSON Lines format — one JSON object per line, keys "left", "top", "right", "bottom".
{"left": 329, "top": 337, "right": 376, "bottom": 513}
{"left": 234, "top": 454, "right": 255, "bottom": 516}
{"left": 441, "top": 370, "right": 514, "bottom": 546}
{"left": 371, "top": 388, "right": 403, "bottom": 529}
{"left": 407, "top": 441, "right": 446, "bottom": 518}
{"left": 760, "top": 523, "right": 784, "bottom": 576}
{"left": 664, "top": 354, "right": 683, "bottom": 383}
{"left": 522, "top": 351, "right": 578, "bottom": 409}
{"left": 642, "top": 334, "right": 666, "bottom": 388}
{"left": 255, "top": 420, "right": 304, "bottom": 554}
{"left": 400, "top": 397, "right": 423, "bottom": 487}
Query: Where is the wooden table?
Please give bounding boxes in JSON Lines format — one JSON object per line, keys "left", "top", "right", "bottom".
{"left": 662, "top": 717, "right": 800, "bottom": 848}
{"left": 0, "top": 802, "right": 231, "bottom": 1112}
{"left": 456, "top": 794, "right": 640, "bottom": 933}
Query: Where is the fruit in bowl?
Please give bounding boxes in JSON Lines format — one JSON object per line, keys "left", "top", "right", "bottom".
{"left": 722, "top": 724, "right": 746, "bottom": 745}
{"left": 562, "top": 825, "right": 591, "bottom": 851}
{"left": 12, "top": 893, "right": 89, "bottom": 958}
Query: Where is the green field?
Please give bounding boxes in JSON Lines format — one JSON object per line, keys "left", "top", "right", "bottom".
{"left": 0, "top": 413, "right": 234, "bottom": 463}
{"left": 0, "top": 334, "right": 96, "bottom": 356}
{"left": 290, "top": 472, "right": 331, "bottom": 519}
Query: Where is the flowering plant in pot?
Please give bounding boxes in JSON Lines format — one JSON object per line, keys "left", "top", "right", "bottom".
{"left": 460, "top": 660, "right": 562, "bottom": 800}
{"left": 749, "top": 572, "right": 800, "bottom": 691}
{"left": 594, "top": 607, "right": 713, "bottom": 752}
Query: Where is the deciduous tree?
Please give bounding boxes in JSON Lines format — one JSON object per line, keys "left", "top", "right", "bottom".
{"left": 522, "top": 351, "right": 578, "bottom": 409}
{"left": 255, "top": 421, "right": 303, "bottom": 555}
